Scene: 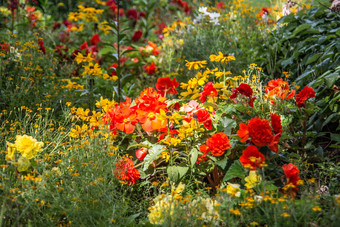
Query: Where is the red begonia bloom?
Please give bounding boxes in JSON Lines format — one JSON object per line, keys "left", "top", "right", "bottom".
{"left": 136, "top": 147, "right": 148, "bottom": 161}
{"left": 230, "top": 83, "right": 256, "bottom": 107}
{"left": 132, "top": 30, "right": 142, "bottom": 42}
{"left": 90, "top": 33, "right": 102, "bottom": 46}
{"left": 295, "top": 86, "right": 316, "bottom": 108}
{"left": 239, "top": 145, "right": 265, "bottom": 170}
{"left": 38, "top": 38, "right": 46, "bottom": 54}
{"left": 144, "top": 62, "right": 157, "bottom": 75}
{"left": 216, "top": 1, "right": 226, "bottom": 9}
{"left": 127, "top": 9, "right": 138, "bottom": 20}
{"left": 282, "top": 163, "right": 300, "bottom": 185}
{"left": 114, "top": 157, "right": 140, "bottom": 184}
{"left": 206, "top": 132, "right": 231, "bottom": 156}
{"left": 237, "top": 123, "right": 249, "bottom": 143}
{"left": 270, "top": 113, "right": 282, "bottom": 134}
{"left": 248, "top": 117, "right": 273, "bottom": 147}
{"left": 156, "top": 77, "right": 179, "bottom": 96}
{"left": 199, "top": 82, "right": 218, "bottom": 103}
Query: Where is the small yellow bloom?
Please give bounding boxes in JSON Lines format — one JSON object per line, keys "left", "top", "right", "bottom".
{"left": 185, "top": 60, "right": 207, "bottom": 70}
{"left": 281, "top": 212, "right": 290, "bottom": 217}
{"left": 312, "top": 206, "right": 321, "bottom": 212}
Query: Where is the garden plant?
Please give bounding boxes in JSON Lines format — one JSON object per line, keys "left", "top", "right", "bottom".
{"left": 0, "top": 0, "right": 339, "bottom": 226}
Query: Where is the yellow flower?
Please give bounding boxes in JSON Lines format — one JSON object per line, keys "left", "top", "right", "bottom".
{"left": 229, "top": 208, "right": 241, "bottom": 215}
{"left": 225, "top": 183, "right": 241, "bottom": 197}
{"left": 14, "top": 135, "right": 44, "bottom": 159}
{"left": 185, "top": 60, "right": 207, "bottom": 70}
{"left": 244, "top": 171, "right": 262, "bottom": 189}
{"left": 281, "top": 212, "right": 290, "bottom": 218}
{"left": 312, "top": 206, "right": 321, "bottom": 212}
{"left": 210, "top": 51, "right": 236, "bottom": 63}
{"left": 5, "top": 142, "right": 16, "bottom": 161}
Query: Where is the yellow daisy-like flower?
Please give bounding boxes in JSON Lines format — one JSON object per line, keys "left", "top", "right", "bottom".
{"left": 210, "top": 51, "right": 236, "bottom": 63}
{"left": 185, "top": 60, "right": 207, "bottom": 70}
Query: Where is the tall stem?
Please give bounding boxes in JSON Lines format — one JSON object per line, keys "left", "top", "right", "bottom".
{"left": 117, "top": 0, "right": 121, "bottom": 102}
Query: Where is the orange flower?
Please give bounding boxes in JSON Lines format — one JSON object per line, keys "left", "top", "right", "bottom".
{"left": 206, "top": 132, "right": 231, "bottom": 156}
{"left": 265, "top": 79, "right": 295, "bottom": 104}
{"left": 239, "top": 145, "right": 265, "bottom": 170}
{"left": 199, "top": 82, "right": 218, "bottom": 103}
{"left": 248, "top": 117, "right": 273, "bottom": 147}
{"left": 156, "top": 77, "right": 179, "bottom": 96}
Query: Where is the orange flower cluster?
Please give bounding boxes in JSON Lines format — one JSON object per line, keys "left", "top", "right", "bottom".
{"left": 199, "top": 82, "right": 218, "bottom": 103}
{"left": 200, "top": 132, "right": 231, "bottom": 159}
{"left": 265, "top": 79, "right": 295, "bottom": 105}
{"left": 114, "top": 157, "right": 140, "bottom": 185}
{"left": 237, "top": 115, "right": 282, "bottom": 152}
{"left": 239, "top": 145, "right": 265, "bottom": 170}
{"left": 103, "top": 87, "right": 168, "bottom": 134}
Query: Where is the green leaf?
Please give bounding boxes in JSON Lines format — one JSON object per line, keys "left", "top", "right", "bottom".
{"left": 331, "top": 133, "right": 340, "bottom": 143}
{"left": 98, "top": 46, "right": 115, "bottom": 56}
{"left": 143, "top": 143, "right": 166, "bottom": 171}
{"left": 306, "top": 53, "right": 323, "bottom": 65}
{"left": 167, "top": 166, "right": 189, "bottom": 182}
{"left": 324, "top": 73, "right": 339, "bottom": 88}
{"left": 216, "top": 156, "right": 228, "bottom": 170}
{"left": 223, "top": 160, "right": 246, "bottom": 182}
{"left": 220, "top": 117, "right": 236, "bottom": 135}
{"left": 190, "top": 148, "right": 198, "bottom": 168}
{"left": 261, "top": 181, "right": 278, "bottom": 191}
{"left": 291, "top": 24, "right": 311, "bottom": 37}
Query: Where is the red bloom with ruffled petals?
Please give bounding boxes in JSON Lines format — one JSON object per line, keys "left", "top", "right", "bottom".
{"left": 295, "top": 86, "right": 316, "bottom": 108}
{"left": 90, "top": 33, "right": 102, "bottom": 46}
{"left": 282, "top": 163, "right": 300, "bottom": 185}
{"left": 270, "top": 113, "right": 282, "bottom": 134}
{"left": 239, "top": 145, "right": 265, "bottom": 170}
{"left": 114, "top": 157, "right": 140, "bottom": 185}
{"left": 237, "top": 123, "right": 249, "bottom": 143}
{"left": 248, "top": 117, "right": 273, "bottom": 147}
{"left": 156, "top": 77, "right": 179, "bottom": 96}
{"left": 127, "top": 9, "right": 138, "bottom": 20}
{"left": 206, "top": 132, "right": 231, "bottom": 156}
{"left": 230, "top": 83, "right": 256, "bottom": 107}
{"left": 144, "top": 62, "right": 157, "bottom": 75}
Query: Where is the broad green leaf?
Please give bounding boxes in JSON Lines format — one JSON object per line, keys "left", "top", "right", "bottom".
{"left": 292, "top": 24, "right": 311, "bottom": 37}
{"left": 98, "top": 46, "right": 115, "bottom": 56}
{"left": 190, "top": 148, "right": 198, "bottom": 168}
{"left": 223, "top": 160, "right": 246, "bottom": 182}
{"left": 331, "top": 133, "right": 340, "bottom": 143}
{"left": 324, "top": 73, "right": 339, "bottom": 88}
{"left": 167, "top": 166, "right": 189, "bottom": 182}
{"left": 143, "top": 143, "right": 166, "bottom": 171}
{"left": 261, "top": 181, "right": 278, "bottom": 191}
{"left": 216, "top": 156, "right": 228, "bottom": 170}
{"left": 220, "top": 117, "right": 236, "bottom": 135}
{"left": 306, "top": 53, "right": 323, "bottom": 65}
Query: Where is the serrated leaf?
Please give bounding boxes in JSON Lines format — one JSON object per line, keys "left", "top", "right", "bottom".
{"left": 190, "top": 148, "right": 198, "bottom": 168}
{"left": 220, "top": 117, "right": 236, "bottom": 135}
{"left": 167, "top": 166, "right": 189, "bottom": 182}
{"left": 143, "top": 143, "right": 166, "bottom": 171}
{"left": 223, "top": 160, "right": 246, "bottom": 182}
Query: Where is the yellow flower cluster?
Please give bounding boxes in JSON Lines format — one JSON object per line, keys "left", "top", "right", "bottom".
{"left": 68, "top": 5, "right": 104, "bottom": 23}
{"left": 148, "top": 183, "right": 220, "bottom": 225}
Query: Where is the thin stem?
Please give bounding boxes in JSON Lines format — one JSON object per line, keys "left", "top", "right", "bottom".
{"left": 117, "top": 0, "right": 121, "bottom": 102}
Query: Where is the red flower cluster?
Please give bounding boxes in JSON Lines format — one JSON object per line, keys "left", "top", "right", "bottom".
{"left": 230, "top": 83, "right": 256, "bottom": 107}
{"left": 199, "top": 132, "right": 231, "bottom": 161}
{"left": 282, "top": 163, "right": 300, "bottom": 196}
{"left": 237, "top": 116, "right": 282, "bottom": 152}
{"left": 114, "top": 157, "right": 140, "bottom": 185}
{"left": 38, "top": 38, "right": 46, "bottom": 54}
{"left": 156, "top": 77, "right": 179, "bottom": 97}
{"left": 295, "top": 86, "right": 316, "bottom": 108}
{"left": 216, "top": 1, "right": 226, "bottom": 9}
{"left": 265, "top": 79, "right": 295, "bottom": 104}
{"left": 103, "top": 87, "right": 168, "bottom": 134}
{"left": 239, "top": 145, "right": 265, "bottom": 170}
{"left": 199, "top": 82, "right": 218, "bottom": 103}
{"left": 183, "top": 100, "right": 213, "bottom": 130}
{"left": 171, "top": 0, "right": 191, "bottom": 14}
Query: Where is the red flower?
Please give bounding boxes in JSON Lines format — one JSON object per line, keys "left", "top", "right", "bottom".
{"left": 144, "top": 62, "right": 157, "bottom": 75}
{"left": 295, "top": 86, "right": 316, "bottom": 108}
{"left": 156, "top": 77, "right": 179, "bottom": 96}
{"left": 237, "top": 123, "right": 249, "bottom": 143}
{"left": 136, "top": 148, "right": 148, "bottom": 161}
{"left": 282, "top": 163, "right": 300, "bottom": 185}
{"left": 90, "top": 33, "right": 102, "bottom": 46}
{"left": 216, "top": 1, "right": 226, "bottom": 9}
{"left": 206, "top": 132, "right": 231, "bottom": 156}
{"left": 114, "top": 157, "right": 140, "bottom": 185}
{"left": 230, "top": 83, "right": 256, "bottom": 107}
{"left": 132, "top": 30, "right": 142, "bottom": 42}
{"left": 139, "top": 11, "right": 146, "bottom": 18}
{"left": 265, "top": 79, "right": 295, "bottom": 104}
{"left": 199, "top": 82, "right": 218, "bottom": 103}
{"left": 239, "top": 145, "right": 265, "bottom": 170}
{"left": 127, "top": 9, "right": 138, "bottom": 20}
{"left": 154, "top": 22, "right": 167, "bottom": 35}
{"left": 248, "top": 117, "right": 273, "bottom": 147}
{"left": 38, "top": 38, "right": 46, "bottom": 54}
{"left": 195, "top": 109, "right": 210, "bottom": 123}
{"left": 270, "top": 113, "right": 282, "bottom": 135}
